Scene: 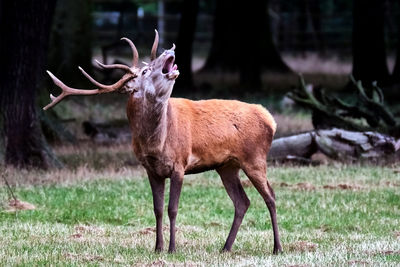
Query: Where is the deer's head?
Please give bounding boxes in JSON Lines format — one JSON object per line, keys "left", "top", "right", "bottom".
{"left": 43, "top": 30, "right": 179, "bottom": 110}
{"left": 128, "top": 31, "right": 179, "bottom": 102}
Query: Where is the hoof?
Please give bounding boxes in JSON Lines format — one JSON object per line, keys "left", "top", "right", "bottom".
{"left": 221, "top": 248, "right": 231, "bottom": 253}
{"left": 273, "top": 247, "right": 283, "bottom": 255}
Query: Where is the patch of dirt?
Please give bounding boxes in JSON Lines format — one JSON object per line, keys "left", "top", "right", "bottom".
{"left": 394, "top": 231, "right": 400, "bottom": 238}
{"left": 64, "top": 253, "right": 104, "bottom": 262}
{"left": 207, "top": 221, "right": 223, "bottom": 227}
{"left": 323, "top": 183, "right": 362, "bottom": 190}
{"left": 295, "top": 182, "right": 316, "bottom": 191}
{"left": 4, "top": 199, "right": 35, "bottom": 212}
{"left": 70, "top": 224, "right": 105, "bottom": 240}
{"left": 287, "top": 241, "right": 318, "bottom": 252}
{"left": 278, "top": 182, "right": 315, "bottom": 191}
{"left": 374, "top": 250, "right": 400, "bottom": 256}
{"left": 348, "top": 260, "right": 369, "bottom": 265}
{"left": 150, "top": 260, "right": 167, "bottom": 266}
{"left": 74, "top": 225, "right": 104, "bottom": 235}
{"left": 138, "top": 225, "right": 170, "bottom": 235}
{"left": 147, "top": 260, "right": 199, "bottom": 267}
{"left": 383, "top": 181, "right": 400, "bottom": 187}
{"left": 70, "top": 233, "right": 83, "bottom": 239}
{"left": 365, "top": 250, "right": 400, "bottom": 256}
{"left": 137, "top": 227, "right": 154, "bottom": 235}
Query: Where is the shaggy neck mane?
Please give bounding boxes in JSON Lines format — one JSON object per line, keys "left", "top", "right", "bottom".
{"left": 129, "top": 96, "right": 170, "bottom": 152}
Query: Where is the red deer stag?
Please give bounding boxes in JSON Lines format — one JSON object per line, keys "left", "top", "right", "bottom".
{"left": 44, "top": 30, "right": 282, "bottom": 254}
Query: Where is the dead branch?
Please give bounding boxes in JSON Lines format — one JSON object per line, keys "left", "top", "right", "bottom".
{"left": 1, "top": 169, "right": 17, "bottom": 201}
{"left": 287, "top": 75, "right": 400, "bottom": 138}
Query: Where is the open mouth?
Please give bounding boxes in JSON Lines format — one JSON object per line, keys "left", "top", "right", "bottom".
{"left": 162, "top": 56, "right": 178, "bottom": 75}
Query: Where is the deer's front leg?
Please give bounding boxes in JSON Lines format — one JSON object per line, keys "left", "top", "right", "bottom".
{"left": 168, "top": 170, "right": 184, "bottom": 253}
{"left": 149, "top": 175, "right": 166, "bottom": 252}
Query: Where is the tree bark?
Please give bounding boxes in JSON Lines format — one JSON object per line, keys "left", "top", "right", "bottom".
{"left": 203, "top": 0, "right": 291, "bottom": 74}
{"left": 174, "top": 0, "right": 200, "bottom": 94}
{"left": 391, "top": 0, "right": 400, "bottom": 84}
{"left": 308, "top": 0, "right": 324, "bottom": 53}
{"left": 48, "top": 0, "right": 92, "bottom": 86}
{"left": 297, "top": 0, "right": 308, "bottom": 53}
{"left": 238, "top": 1, "right": 263, "bottom": 90}
{"left": 352, "top": 0, "right": 390, "bottom": 86}
{"left": 0, "top": 0, "right": 60, "bottom": 169}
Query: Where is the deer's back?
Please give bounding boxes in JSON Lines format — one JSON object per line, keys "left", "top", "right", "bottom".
{"left": 169, "top": 98, "right": 276, "bottom": 173}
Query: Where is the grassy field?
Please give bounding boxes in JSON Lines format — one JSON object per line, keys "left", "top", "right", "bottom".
{"left": 1, "top": 165, "right": 399, "bottom": 266}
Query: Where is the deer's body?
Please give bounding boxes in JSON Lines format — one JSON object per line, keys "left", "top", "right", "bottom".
{"left": 45, "top": 30, "right": 282, "bottom": 254}
{"left": 128, "top": 97, "right": 276, "bottom": 177}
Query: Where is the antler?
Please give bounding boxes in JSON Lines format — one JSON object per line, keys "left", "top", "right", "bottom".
{"left": 43, "top": 71, "right": 133, "bottom": 110}
{"left": 44, "top": 37, "right": 139, "bottom": 110}
{"left": 94, "top": 60, "right": 131, "bottom": 72}
{"left": 121, "top": 37, "right": 139, "bottom": 67}
{"left": 151, "top": 29, "right": 159, "bottom": 61}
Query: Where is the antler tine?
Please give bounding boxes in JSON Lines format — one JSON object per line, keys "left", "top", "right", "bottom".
{"left": 121, "top": 37, "right": 139, "bottom": 67}
{"left": 78, "top": 66, "right": 130, "bottom": 90}
{"left": 151, "top": 29, "right": 159, "bottom": 61}
{"left": 43, "top": 70, "right": 133, "bottom": 110}
{"left": 170, "top": 43, "right": 176, "bottom": 51}
{"left": 95, "top": 60, "right": 131, "bottom": 72}
{"left": 44, "top": 71, "right": 98, "bottom": 110}
{"left": 44, "top": 71, "right": 71, "bottom": 110}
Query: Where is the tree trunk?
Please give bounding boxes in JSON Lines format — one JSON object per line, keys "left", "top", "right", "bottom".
{"left": 238, "top": 1, "right": 263, "bottom": 90}
{"left": 297, "top": 0, "right": 308, "bottom": 53}
{"left": 352, "top": 0, "right": 390, "bottom": 86}
{"left": 174, "top": 0, "right": 200, "bottom": 94}
{"left": 48, "top": 0, "right": 92, "bottom": 86}
{"left": 0, "top": 0, "right": 60, "bottom": 169}
{"left": 203, "top": 0, "right": 291, "bottom": 73}
{"left": 201, "top": 0, "right": 240, "bottom": 71}
{"left": 391, "top": 0, "right": 400, "bottom": 84}
{"left": 308, "top": 0, "right": 324, "bottom": 53}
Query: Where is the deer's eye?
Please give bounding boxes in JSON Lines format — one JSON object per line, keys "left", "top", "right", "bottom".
{"left": 142, "top": 69, "right": 148, "bottom": 75}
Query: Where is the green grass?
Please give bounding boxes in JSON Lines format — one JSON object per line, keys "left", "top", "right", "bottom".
{"left": 1, "top": 166, "right": 399, "bottom": 266}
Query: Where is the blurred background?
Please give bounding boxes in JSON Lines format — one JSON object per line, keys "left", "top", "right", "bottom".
{"left": 0, "top": 0, "right": 400, "bottom": 169}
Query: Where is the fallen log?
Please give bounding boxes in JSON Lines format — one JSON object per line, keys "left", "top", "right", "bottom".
{"left": 269, "top": 128, "right": 400, "bottom": 163}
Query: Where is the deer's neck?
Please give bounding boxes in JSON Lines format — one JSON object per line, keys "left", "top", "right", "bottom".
{"left": 128, "top": 96, "right": 170, "bottom": 153}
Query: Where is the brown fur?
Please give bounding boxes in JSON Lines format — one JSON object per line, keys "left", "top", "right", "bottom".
{"left": 128, "top": 98, "right": 276, "bottom": 176}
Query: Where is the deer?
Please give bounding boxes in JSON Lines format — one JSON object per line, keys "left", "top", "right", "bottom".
{"left": 44, "top": 30, "right": 282, "bottom": 254}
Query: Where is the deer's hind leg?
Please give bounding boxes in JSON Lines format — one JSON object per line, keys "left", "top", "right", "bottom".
{"left": 216, "top": 164, "right": 250, "bottom": 252}
{"left": 242, "top": 161, "right": 282, "bottom": 254}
